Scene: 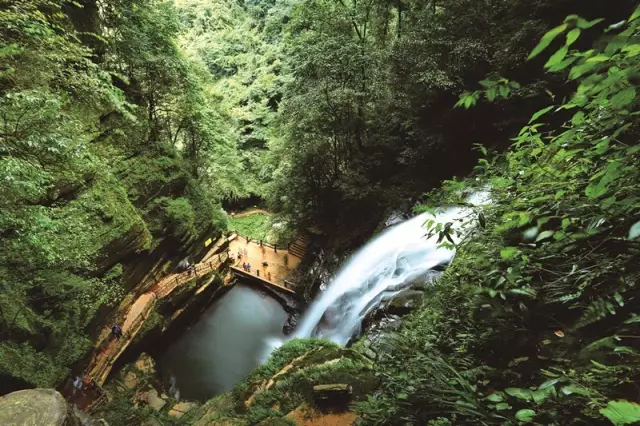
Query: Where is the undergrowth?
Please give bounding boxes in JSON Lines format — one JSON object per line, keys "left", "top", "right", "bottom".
{"left": 356, "top": 10, "right": 640, "bottom": 426}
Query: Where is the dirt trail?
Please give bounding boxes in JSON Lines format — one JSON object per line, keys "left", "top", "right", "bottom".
{"left": 231, "top": 208, "right": 270, "bottom": 218}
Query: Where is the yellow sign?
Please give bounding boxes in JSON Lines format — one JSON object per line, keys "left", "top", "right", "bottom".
{"left": 205, "top": 238, "right": 212, "bottom": 247}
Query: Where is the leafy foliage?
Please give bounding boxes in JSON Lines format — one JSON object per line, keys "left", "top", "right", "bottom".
{"left": 0, "top": 0, "right": 230, "bottom": 389}
{"left": 354, "top": 7, "right": 640, "bottom": 425}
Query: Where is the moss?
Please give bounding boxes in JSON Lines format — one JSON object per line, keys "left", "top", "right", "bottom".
{"left": 243, "top": 348, "right": 376, "bottom": 424}
{"left": 183, "top": 339, "right": 377, "bottom": 425}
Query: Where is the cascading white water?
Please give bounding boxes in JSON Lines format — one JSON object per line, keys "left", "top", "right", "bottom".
{"left": 264, "top": 191, "right": 489, "bottom": 354}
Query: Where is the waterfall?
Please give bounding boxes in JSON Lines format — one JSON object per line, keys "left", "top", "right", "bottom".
{"left": 263, "top": 191, "right": 489, "bottom": 355}
{"left": 296, "top": 191, "right": 490, "bottom": 345}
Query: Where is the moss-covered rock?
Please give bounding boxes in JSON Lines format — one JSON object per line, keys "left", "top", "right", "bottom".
{"left": 186, "top": 339, "right": 379, "bottom": 425}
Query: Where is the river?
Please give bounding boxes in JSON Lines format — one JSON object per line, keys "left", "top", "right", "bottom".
{"left": 158, "top": 283, "right": 288, "bottom": 401}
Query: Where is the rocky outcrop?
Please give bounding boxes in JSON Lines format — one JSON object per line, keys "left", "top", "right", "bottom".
{"left": 187, "top": 342, "right": 378, "bottom": 425}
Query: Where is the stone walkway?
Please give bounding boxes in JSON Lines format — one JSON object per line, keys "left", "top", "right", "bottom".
{"left": 82, "top": 242, "right": 230, "bottom": 387}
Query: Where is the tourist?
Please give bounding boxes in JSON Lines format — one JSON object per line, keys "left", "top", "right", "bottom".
{"left": 267, "top": 272, "right": 272, "bottom": 281}
{"left": 247, "top": 263, "right": 251, "bottom": 272}
{"left": 82, "top": 375, "right": 93, "bottom": 391}
{"left": 72, "top": 376, "right": 83, "bottom": 395}
{"left": 238, "top": 251, "right": 242, "bottom": 259}
{"left": 257, "top": 270, "right": 260, "bottom": 277}
{"left": 111, "top": 324, "right": 123, "bottom": 339}
{"left": 178, "top": 259, "right": 189, "bottom": 271}
{"left": 262, "top": 260, "right": 269, "bottom": 267}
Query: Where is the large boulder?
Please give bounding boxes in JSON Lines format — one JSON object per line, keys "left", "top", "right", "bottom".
{"left": 0, "top": 389, "right": 78, "bottom": 426}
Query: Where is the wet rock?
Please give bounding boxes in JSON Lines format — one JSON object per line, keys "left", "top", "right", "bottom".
{"left": 282, "top": 313, "right": 299, "bottom": 335}
{"left": 412, "top": 270, "right": 443, "bottom": 290}
{"left": 378, "top": 315, "right": 402, "bottom": 330}
{"left": 0, "top": 389, "right": 73, "bottom": 426}
{"left": 362, "top": 347, "right": 377, "bottom": 361}
{"left": 386, "top": 290, "right": 424, "bottom": 316}
{"left": 313, "top": 384, "right": 352, "bottom": 410}
{"left": 146, "top": 389, "right": 167, "bottom": 411}
{"left": 384, "top": 211, "right": 406, "bottom": 228}
{"left": 168, "top": 401, "right": 199, "bottom": 418}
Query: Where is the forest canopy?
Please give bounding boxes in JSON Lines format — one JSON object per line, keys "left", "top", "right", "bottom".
{"left": 1, "top": 1, "right": 639, "bottom": 426}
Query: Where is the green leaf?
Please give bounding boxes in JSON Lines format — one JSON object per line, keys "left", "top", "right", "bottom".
{"left": 535, "top": 230, "right": 554, "bottom": 242}
{"left": 529, "top": 24, "right": 568, "bottom": 60}
{"left": 566, "top": 28, "right": 581, "bottom": 46}
{"left": 579, "top": 18, "right": 604, "bottom": 29}
{"left": 548, "top": 56, "right": 578, "bottom": 72}
{"left": 487, "top": 393, "right": 504, "bottom": 402}
{"left": 561, "top": 384, "right": 591, "bottom": 396}
{"left": 538, "top": 378, "right": 563, "bottom": 390}
{"left": 569, "top": 62, "right": 598, "bottom": 80}
{"left": 624, "top": 315, "right": 640, "bottom": 324}
{"left": 506, "top": 388, "right": 534, "bottom": 401}
{"left": 586, "top": 55, "right": 610, "bottom": 63}
{"left": 629, "top": 6, "right": 640, "bottom": 23}
{"left": 509, "top": 287, "right": 537, "bottom": 298}
{"left": 486, "top": 87, "right": 497, "bottom": 101}
{"left": 496, "top": 402, "right": 511, "bottom": 411}
{"left": 397, "top": 393, "right": 409, "bottom": 400}
{"left": 515, "top": 409, "right": 536, "bottom": 422}
{"left": 571, "top": 111, "right": 585, "bottom": 126}
{"left": 610, "top": 87, "right": 636, "bottom": 108}
{"left": 533, "top": 386, "right": 556, "bottom": 403}
{"left": 500, "top": 247, "right": 519, "bottom": 260}
{"left": 544, "top": 46, "right": 568, "bottom": 68}
{"left": 600, "top": 400, "right": 640, "bottom": 425}
{"left": 529, "top": 106, "right": 554, "bottom": 123}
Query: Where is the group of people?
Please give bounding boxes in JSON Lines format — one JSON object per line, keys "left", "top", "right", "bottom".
{"left": 241, "top": 262, "right": 252, "bottom": 272}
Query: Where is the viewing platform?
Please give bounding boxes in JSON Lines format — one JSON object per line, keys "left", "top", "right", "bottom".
{"left": 228, "top": 232, "right": 309, "bottom": 291}
{"left": 230, "top": 266, "right": 296, "bottom": 294}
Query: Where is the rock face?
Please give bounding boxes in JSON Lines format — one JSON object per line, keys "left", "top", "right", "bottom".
{"left": 282, "top": 313, "right": 299, "bottom": 334}
{"left": 0, "top": 389, "right": 75, "bottom": 426}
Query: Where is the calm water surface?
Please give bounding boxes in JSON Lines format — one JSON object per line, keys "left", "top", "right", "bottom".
{"left": 159, "top": 283, "right": 287, "bottom": 401}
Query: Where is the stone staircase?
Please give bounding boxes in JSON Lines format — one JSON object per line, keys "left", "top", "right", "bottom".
{"left": 288, "top": 232, "right": 311, "bottom": 259}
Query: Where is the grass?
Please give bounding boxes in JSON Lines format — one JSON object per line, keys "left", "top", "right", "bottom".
{"left": 228, "top": 213, "right": 273, "bottom": 242}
